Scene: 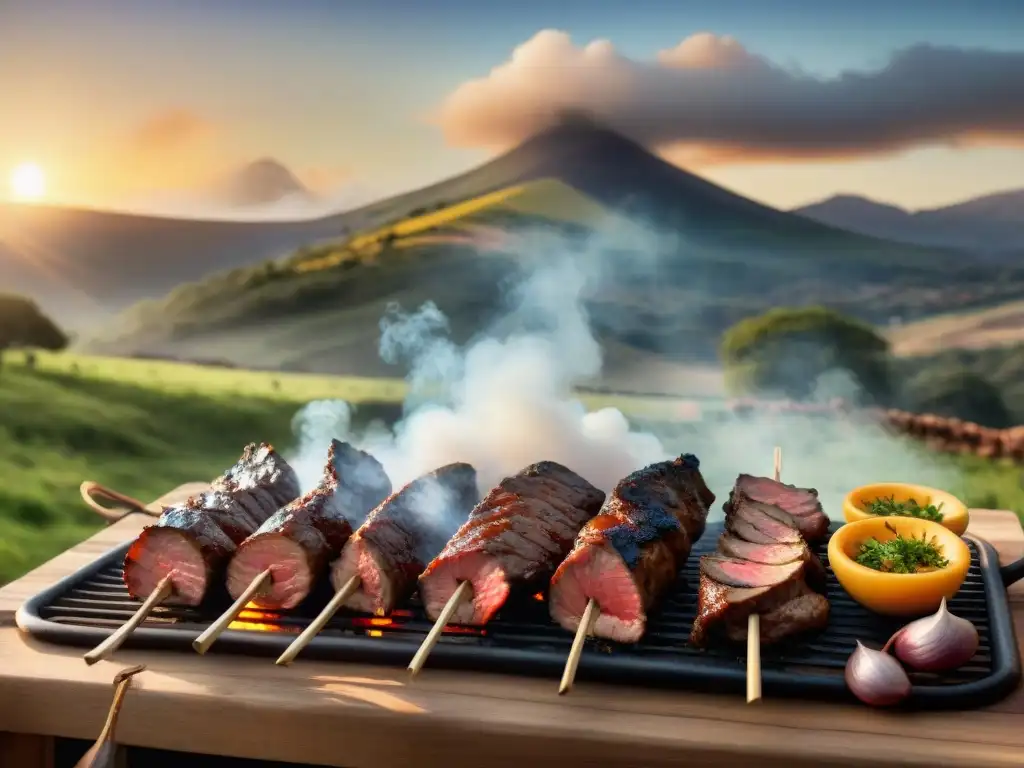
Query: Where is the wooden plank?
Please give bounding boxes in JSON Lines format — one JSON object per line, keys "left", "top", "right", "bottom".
{"left": 0, "top": 487, "right": 1019, "bottom": 767}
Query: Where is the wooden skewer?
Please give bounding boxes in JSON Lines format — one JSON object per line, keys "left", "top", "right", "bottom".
{"left": 192, "top": 569, "right": 272, "bottom": 655}
{"left": 407, "top": 580, "right": 471, "bottom": 678}
{"left": 558, "top": 597, "right": 599, "bottom": 695}
{"left": 84, "top": 575, "right": 173, "bottom": 665}
{"left": 746, "top": 445, "right": 783, "bottom": 703}
{"left": 74, "top": 664, "right": 147, "bottom": 768}
{"left": 275, "top": 575, "right": 362, "bottom": 666}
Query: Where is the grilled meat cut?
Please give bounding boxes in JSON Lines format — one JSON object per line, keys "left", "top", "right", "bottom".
{"left": 332, "top": 462, "right": 479, "bottom": 615}
{"left": 690, "top": 474, "right": 830, "bottom": 647}
{"left": 549, "top": 454, "right": 715, "bottom": 643}
{"left": 225, "top": 440, "right": 391, "bottom": 610}
{"left": 726, "top": 474, "right": 829, "bottom": 543}
{"left": 123, "top": 443, "right": 300, "bottom": 606}
{"left": 418, "top": 461, "right": 605, "bottom": 626}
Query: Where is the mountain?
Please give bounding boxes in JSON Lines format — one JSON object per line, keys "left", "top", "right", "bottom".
{"left": 214, "top": 158, "right": 312, "bottom": 207}
{"left": 1, "top": 119, "right": 986, "bottom": 350}
{"left": 794, "top": 189, "right": 1024, "bottom": 254}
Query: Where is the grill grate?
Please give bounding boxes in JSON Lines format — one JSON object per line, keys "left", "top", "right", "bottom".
{"left": 17, "top": 523, "right": 1022, "bottom": 709}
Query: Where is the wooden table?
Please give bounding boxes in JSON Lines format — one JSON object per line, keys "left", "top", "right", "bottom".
{"left": 1, "top": 484, "right": 1022, "bottom": 768}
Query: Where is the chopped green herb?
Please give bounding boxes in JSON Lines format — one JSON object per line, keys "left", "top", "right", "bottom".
{"left": 865, "top": 494, "right": 944, "bottom": 522}
{"left": 854, "top": 522, "right": 950, "bottom": 574}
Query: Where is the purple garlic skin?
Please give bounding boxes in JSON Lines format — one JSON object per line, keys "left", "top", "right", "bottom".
{"left": 892, "top": 598, "right": 980, "bottom": 673}
{"left": 845, "top": 640, "right": 912, "bottom": 707}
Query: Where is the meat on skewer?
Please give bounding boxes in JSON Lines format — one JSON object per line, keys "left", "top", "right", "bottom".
{"left": 418, "top": 461, "right": 606, "bottom": 626}
{"left": 690, "top": 474, "right": 830, "bottom": 648}
{"left": 331, "top": 462, "right": 479, "bottom": 615}
{"left": 549, "top": 454, "right": 715, "bottom": 643}
{"left": 123, "top": 443, "right": 301, "bottom": 606}
{"left": 725, "top": 474, "right": 829, "bottom": 543}
{"left": 225, "top": 439, "right": 392, "bottom": 610}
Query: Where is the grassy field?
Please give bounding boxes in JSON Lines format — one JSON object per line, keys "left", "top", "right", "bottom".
{"left": 889, "top": 299, "right": 1024, "bottom": 356}
{"left": 1, "top": 351, "right": 1021, "bottom": 587}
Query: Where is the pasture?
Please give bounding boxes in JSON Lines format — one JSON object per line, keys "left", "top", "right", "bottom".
{"left": 0, "top": 351, "right": 1021, "bottom": 586}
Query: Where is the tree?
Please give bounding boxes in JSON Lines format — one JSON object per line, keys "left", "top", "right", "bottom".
{"left": 720, "top": 306, "right": 892, "bottom": 403}
{"left": 0, "top": 294, "right": 68, "bottom": 375}
{"left": 904, "top": 367, "right": 1013, "bottom": 429}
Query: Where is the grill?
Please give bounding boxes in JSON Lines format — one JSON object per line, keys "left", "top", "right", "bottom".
{"left": 17, "top": 522, "right": 1023, "bottom": 709}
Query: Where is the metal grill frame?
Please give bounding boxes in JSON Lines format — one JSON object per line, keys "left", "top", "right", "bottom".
{"left": 16, "top": 522, "right": 1024, "bottom": 709}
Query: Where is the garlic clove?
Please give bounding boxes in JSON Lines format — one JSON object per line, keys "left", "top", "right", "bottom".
{"left": 845, "top": 640, "right": 912, "bottom": 707}
{"left": 892, "top": 598, "right": 980, "bottom": 673}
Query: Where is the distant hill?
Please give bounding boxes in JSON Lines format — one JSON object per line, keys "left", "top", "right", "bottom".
{"left": 213, "top": 158, "right": 312, "bottom": 207}
{"left": 9, "top": 118, "right": 1021, "bottom": 379}
{"left": 794, "top": 189, "right": 1024, "bottom": 254}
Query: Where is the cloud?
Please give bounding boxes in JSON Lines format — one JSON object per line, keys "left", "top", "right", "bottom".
{"left": 124, "top": 109, "right": 218, "bottom": 156}
{"left": 433, "top": 30, "right": 1024, "bottom": 164}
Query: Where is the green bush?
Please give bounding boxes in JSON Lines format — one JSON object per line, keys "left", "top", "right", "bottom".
{"left": 720, "top": 306, "right": 892, "bottom": 403}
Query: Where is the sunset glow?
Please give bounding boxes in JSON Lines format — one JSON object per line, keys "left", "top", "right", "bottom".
{"left": 8, "top": 162, "right": 46, "bottom": 202}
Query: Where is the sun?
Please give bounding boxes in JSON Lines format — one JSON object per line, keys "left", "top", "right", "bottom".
{"left": 9, "top": 162, "right": 47, "bottom": 202}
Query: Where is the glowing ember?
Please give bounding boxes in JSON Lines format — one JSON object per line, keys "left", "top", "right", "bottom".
{"left": 533, "top": 592, "right": 545, "bottom": 602}
{"left": 367, "top": 630, "right": 383, "bottom": 638}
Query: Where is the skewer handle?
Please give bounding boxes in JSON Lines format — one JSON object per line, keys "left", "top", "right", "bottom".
{"left": 275, "top": 575, "right": 362, "bottom": 666}
{"left": 84, "top": 576, "right": 172, "bottom": 665}
{"left": 559, "top": 597, "right": 599, "bottom": 695}
{"left": 407, "top": 580, "right": 471, "bottom": 678}
{"left": 746, "top": 445, "right": 781, "bottom": 703}
{"left": 192, "top": 569, "right": 272, "bottom": 655}
{"left": 746, "top": 613, "right": 762, "bottom": 703}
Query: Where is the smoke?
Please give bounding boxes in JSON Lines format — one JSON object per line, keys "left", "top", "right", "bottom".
{"left": 287, "top": 223, "right": 963, "bottom": 527}
{"left": 290, "top": 228, "right": 670, "bottom": 501}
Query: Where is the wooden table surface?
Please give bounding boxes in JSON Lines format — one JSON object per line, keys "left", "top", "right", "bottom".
{"left": 0, "top": 483, "right": 1022, "bottom": 768}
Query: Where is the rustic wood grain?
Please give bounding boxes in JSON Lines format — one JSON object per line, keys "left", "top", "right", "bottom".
{"left": 0, "top": 487, "right": 1020, "bottom": 768}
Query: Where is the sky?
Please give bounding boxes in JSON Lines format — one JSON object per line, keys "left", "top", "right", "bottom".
{"left": 2, "top": 0, "right": 1024, "bottom": 215}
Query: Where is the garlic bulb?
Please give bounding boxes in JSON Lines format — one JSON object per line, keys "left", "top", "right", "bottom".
{"left": 845, "top": 640, "right": 912, "bottom": 707}
{"left": 891, "top": 598, "right": 980, "bottom": 672}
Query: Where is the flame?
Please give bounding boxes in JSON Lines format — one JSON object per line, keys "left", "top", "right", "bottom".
{"left": 226, "top": 606, "right": 298, "bottom": 634}
{"left": 533, "top": 592, "right": 545, "bottom": 602}
{"left": 367, "top": 630, "right": 383, "bottom": 638}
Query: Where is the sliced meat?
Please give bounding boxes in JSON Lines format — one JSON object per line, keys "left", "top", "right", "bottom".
{"left": 419, "top": 461, "right": 605, "bottom": 626}
{"left": 700, "top": 556, "right": 803, "bottom": 589}
{"left": 226, "top": 440, "right": 391, "bottom": 610}
{"left": 122, "top": 445, "right": 301, "bottom": 605}
{"left": 332, "top": 462, "right": 479, "bottom": 615}
{"left": 723, "top": 593, "right": 830, "bottom": 644}
{"left": 691, "top": 473, "right": 831, "bottom": 646}
{"left": 717, "top": 535, "right": 827, "bottom": 592}
{"left": 728, "top": 474, "right": 829, "bottom": 542}
{"left": 549, "top": 454, "right": 715, "bottom": 643}
{"left": 691, "top": 574, "right": 826, "bottom": 647}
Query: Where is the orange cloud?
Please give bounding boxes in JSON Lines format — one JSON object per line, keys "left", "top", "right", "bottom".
{"left": 433, "top": 31, "right": 1024, "bottom": 165}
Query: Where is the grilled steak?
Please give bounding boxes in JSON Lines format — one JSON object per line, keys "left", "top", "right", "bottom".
{"left": 549, "top": 454, "right": 715, "bottom": 643}
{"left": 690, "top": 474, "right": 830, "bottom": 647}
{"left": 418, "top": 461, "right": 605, "bottom": 626}
{"left": 332, "top": 462, "right": 479, "bottom": 615}
{"left": 123, "top": 443, "right": 300, "bottom": 606}
{"left": 727, "top": 474, "right": 829, "bottom": 543}
{"left": 226, "top": 440, "right": 391, "bottom": 610}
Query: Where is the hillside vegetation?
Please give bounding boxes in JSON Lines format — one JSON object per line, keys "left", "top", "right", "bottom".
{"left": 888, "top": 300, "right": 1024, "bottom": 355}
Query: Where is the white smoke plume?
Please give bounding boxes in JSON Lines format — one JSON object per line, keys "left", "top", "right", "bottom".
{"left": 290, "top": 229, "right": 670, "bottom": 498}
{"left": 289, "top": 223, "right": 963, "bottom": 525}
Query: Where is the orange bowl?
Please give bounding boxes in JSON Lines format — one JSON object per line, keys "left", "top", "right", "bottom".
{"left": 828, "top": 516, "right": 971, "bottom": 616}
{"left": 842, "top": 482, "right": 969, "bottom": 536}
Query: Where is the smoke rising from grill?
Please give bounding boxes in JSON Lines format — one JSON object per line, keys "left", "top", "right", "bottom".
{"left": 289, "top": 224, "right": 965, "bottom": 529}
{"left": 290, "top": 232, "right": 669, "bottom": 505}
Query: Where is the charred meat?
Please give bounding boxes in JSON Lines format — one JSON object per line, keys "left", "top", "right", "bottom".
{"left": 123, "top": 443, "right": 300, "bottom": 606}
{"left": 332, "top": 462, "right": 479, "bottom": 615}
{"left": 418, "top": 461, "right": 605, "bottom": 626}
{"left": 690, "top": 474, "right": 830, "bottom": 647}
{"left": 225, "top": 440, "right": 391, "bottom": 610}
{"left": 549, "top": 454, "right": 715, "bottom": 643}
